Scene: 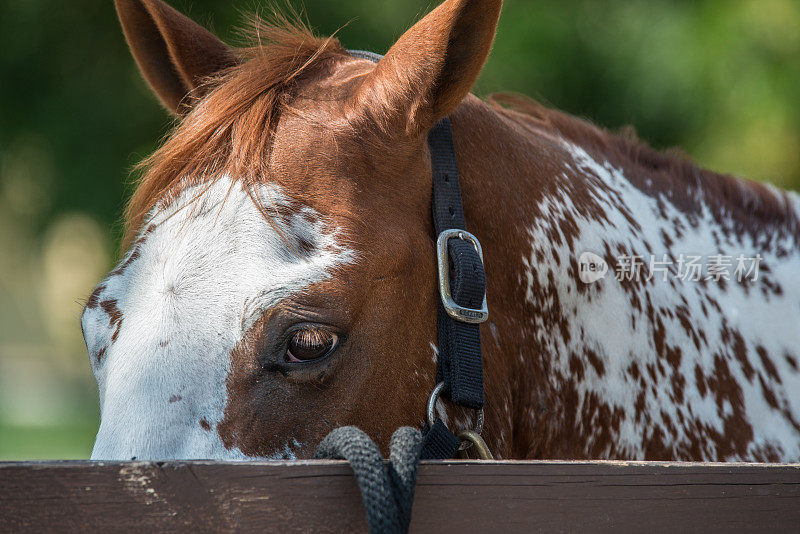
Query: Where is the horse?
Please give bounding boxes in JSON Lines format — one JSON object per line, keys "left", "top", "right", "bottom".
{"left": 84, "top": 0, "right": 800, "bottom": 462}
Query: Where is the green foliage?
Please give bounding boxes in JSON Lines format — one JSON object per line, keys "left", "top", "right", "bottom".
{"left": 0, "top": 421, "right": 98, "bottom": 461}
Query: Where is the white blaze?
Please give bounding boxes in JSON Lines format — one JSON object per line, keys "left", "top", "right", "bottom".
{"left": 83, "top": 176, "right": 353, "bottom": 460}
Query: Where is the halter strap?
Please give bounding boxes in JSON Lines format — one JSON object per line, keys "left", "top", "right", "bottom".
{"left": 428, "top": 119, "right": 486, "bottom": 408}
{"left": 347, "top": 50, "right": 489, "bottom": 460}
{"left": 420, "top": 119, "right": 487, "bottom": 459}
{"left": 347, "top": 49, "right": 386, "bottom": 63}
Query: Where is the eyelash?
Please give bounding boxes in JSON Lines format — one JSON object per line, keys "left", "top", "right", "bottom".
{"left": 285, "top": 327, "right": 339, "bottom": 363}
{"left": 293, "top": 328, "right": 331, "bottom": 346}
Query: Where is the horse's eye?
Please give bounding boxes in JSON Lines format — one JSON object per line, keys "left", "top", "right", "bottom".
{"left": 286, "top": 329, "right": 338, "bottom": 363}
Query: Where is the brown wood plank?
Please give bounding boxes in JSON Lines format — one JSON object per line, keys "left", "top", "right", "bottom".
{"left": 1, "top": 461, "right": 799, "bottom": 533}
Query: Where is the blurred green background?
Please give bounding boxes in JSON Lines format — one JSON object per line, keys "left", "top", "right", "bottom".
{"left": 1, "top": 0, "right": 798, "bottom": 460}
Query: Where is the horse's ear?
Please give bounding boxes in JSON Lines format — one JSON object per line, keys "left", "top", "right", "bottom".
{"left": 115, "top": 0, "right": 237, "bottom": 114}
{"left": 357, "top": 0, "right": 502, "bottom": 136}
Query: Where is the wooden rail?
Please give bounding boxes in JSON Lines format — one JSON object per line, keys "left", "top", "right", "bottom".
{"left": 2, "top": 460, "right": 799, "bottom": 532}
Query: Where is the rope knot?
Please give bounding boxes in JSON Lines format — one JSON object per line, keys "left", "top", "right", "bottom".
{"left": 313, "top": 426, "right": 423, "bottom": 534}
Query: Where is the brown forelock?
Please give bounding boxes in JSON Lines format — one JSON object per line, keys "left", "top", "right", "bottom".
{"left": 122, "top": 15, "right": 347, "bottom": 250}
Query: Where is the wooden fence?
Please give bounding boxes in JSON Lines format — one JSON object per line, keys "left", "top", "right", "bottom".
{"left": 2, "top": 460, "right": 799, "bottom": 532}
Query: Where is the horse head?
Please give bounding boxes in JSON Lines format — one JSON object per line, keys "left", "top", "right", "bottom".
{"left": 84, "top": 0, "right": 502, "bottom": 460}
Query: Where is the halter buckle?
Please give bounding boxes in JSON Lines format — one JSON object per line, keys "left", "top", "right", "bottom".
{"left": 436, "top": 229, "right": 489, "bottom": 324}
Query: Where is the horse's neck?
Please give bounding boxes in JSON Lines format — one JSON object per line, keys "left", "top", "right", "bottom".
{"left": 448, "top": 96, "right": 581, "bottom": 457}
{"left": 448, "top": 96, "right": 800, "bottom": 460}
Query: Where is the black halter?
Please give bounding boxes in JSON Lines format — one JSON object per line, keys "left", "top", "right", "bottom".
{"left": 349, "top": 51, "right": 489, "bottom": 459}
{"left": 420, "top": 119, "right": 488, "bottom": 459}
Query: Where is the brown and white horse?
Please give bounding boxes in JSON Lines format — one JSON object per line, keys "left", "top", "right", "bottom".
{"left": 84, "top": 0, "right": 800, "bottom": 461}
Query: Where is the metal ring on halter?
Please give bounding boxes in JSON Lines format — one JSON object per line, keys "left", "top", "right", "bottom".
{"left": 426, "top": 381, "right": 484, "bottom": 437}
{"left": 457, "top": 430, "right": 494, "bottom": 460}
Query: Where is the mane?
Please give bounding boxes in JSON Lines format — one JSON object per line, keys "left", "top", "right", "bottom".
{"left": 123, "top": 13, "right": 345, "bottom": 248}
{"left": 487, "top": 93, "right": 800, "bottom": 234}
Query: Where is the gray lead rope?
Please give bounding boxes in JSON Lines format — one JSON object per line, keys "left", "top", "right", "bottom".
{"left": 314, "top": 427, "right": 423, "bottom": 534}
